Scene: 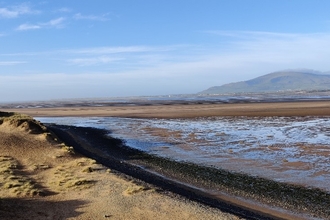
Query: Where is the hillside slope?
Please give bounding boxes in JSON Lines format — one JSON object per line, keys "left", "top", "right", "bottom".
{"left": 200, "top": 70, "right": 330, "bottom": 94}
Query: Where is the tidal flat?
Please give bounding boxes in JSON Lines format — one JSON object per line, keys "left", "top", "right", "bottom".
{"left": 45, "top": 123, "right": 330, "bottom": 219}
{"left": 38, "top": 116, "right": 330, "bottom": 192}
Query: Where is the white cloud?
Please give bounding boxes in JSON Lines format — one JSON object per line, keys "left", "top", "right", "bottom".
{"left": 73, "top": 13, "right": 109, "bottom": 21}
{"left": 206, "top": 30, "right": 297, "bottom": 40}
{"left": 72, "top": 46, "right": 149, "bottom": 54}
{"left": 16, "top": 23, "right": 41, "bottom": 31}
{"left": 203, "top": 31, "right": 330, "bottom": 68}
{"left": 43, "top": 17, "right": 65, "bottom": 27}
{"left": 0, "top": 3, "right": 39, "bottom": 18}
{"left": 63, "top": 45, "right": 194, "bottom": 70}
{"left": 64, "top": 45, "right": 183, "bottom": 55}
{"left": 16, "top": 17, "right": 65, "bottom": 31}
{"left": 229, "top": 32, "right": 330, "bottom": 65}
{"left": 57, "top": 7, "right": 71, "bottom": 13}
{"left": 0, "top": 61, "right": 27, "bottom": 66}
{"left": 2, "top": 31, "right": 330, "bottom": 101}
{"left": 68, "top": 56, "right": 123, "bottom": 66}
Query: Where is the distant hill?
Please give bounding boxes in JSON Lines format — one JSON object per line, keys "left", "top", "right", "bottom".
{"left": 199, "top": 70, "right": 330, "bottom": 94}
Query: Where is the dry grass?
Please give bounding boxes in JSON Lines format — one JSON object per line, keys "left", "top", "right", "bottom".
{"left": 50, "top": 158, "right": 102, "bottom": 191}
{"left": 123, "top": 184, "right": 147, "bottom": 195}
{"left": 0, "top": 112, "right": 47, "bottom": 134}
{"left": 0, "top": 112, "right": 92, "bottom": 196}
{"left": 0, "top": 156, "right": 44, "bottom": 196}
{"left": 61, "top": 145, "right": 75, "bottom": 154}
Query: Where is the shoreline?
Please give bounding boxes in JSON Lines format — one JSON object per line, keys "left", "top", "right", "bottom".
{"left": 2, "top": 100, "right": 330, "bottom": 118}
{"left": 3, "top": 100, "right": 330, "bottom": 219}
{"left": 47, "top": 124, "right": 330, "bottom": 220}
{"left": 1, "top": 112, "right": 241, "bottom": 220}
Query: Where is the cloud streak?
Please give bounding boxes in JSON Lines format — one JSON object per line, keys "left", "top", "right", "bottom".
{"left": 67, "top": 56, "right": 123, "bottom": 66}
{"left": 63, "top": 45, "right": 195, "bottom": 67}
{"left": 73, "top": 13, "right": 109, "bottom": 21}
{"left": 65, "top": 46, "right": 156, "bottom": 55}
{"left": 2, "top": 31, "right": 330, "bottom": 102}
{"left": 4, "top": 31, "right": 330, "bottom": 73}
{"left": 16, "top": 24, "right": 41, "bottom": 31}
{"left": 43, "top": 17, "right": 66, "bottom": 28}
{"left": 57, "top": 7, "right": 71, "bottom": 13}
{"left": 2, "top": 3, "right": 109, "bottom": 34}
{"left": 0, "top": 61, "right": 27, "bottom": 66}
{"left": 16, "top": 17, "right": 66, "bottom": 31}
{"left": 0, "top": 3, "right": 39, "bottom": 18}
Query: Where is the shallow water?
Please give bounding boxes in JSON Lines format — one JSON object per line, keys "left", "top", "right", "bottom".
{"left": 37, "top": 116, "right": 330, "bottom": 192}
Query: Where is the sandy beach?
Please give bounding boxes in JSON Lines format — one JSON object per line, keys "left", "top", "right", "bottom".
{"left": 0, "top": 112, "right": 239, "bottom": 220}
{"left": 1, "top": 101, "right": 330, "bottom": 219}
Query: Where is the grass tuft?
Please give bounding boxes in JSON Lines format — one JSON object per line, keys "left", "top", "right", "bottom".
{"left": 0, "top": 111, "right": 47, "bottom": 134}
{"left": 0, "top": 156, "right": 45, "bottom": 196}
{"left": 124, "top": 185, "right": 146, "bottom": 195}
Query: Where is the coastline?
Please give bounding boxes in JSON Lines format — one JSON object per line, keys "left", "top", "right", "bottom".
{"left": 47, "top": 124, "right": 330, "bottom": 219}
{"left": 2, "top": 100, "right": 330, "bottom": 118}
{"left": 2, "top": 100, "right": 330, "bottom": 219}
{"left": 1, "top": 112, "right": 240, "bottom": 220}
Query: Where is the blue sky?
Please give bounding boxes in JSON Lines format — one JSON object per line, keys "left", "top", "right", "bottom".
{"left": 1, "top": 1, "right": 330, "bottom": 102}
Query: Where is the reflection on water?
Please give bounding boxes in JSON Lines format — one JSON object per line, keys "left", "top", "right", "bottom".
{"left": 37, "top": 116, "right": 330, "bottom": 192}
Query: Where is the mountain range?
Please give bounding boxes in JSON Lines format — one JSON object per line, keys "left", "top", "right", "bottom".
{"left": 200, "top": 70, "right": 330, "bottom": 94}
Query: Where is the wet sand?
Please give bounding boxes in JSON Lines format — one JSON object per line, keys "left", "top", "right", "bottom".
{"left": 2, "top": 100, "right": 330, "bottom": 118}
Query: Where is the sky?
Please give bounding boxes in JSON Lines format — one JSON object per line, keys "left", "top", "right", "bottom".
{"left": 1, "top": 0, "right": 330, "bottom": 102}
